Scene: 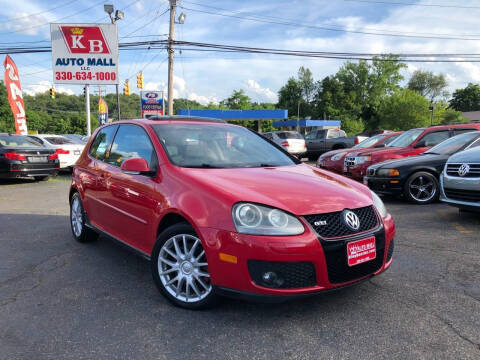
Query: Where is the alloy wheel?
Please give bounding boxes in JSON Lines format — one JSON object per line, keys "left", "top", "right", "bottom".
{"left": 408, "top": 175, "right": 436, "bottom": 203}
{"left": 71, "top": 197, "right": 83, "bottom": 237}
{"left": 157, "top": 234, "right": 211, "bottom": 303}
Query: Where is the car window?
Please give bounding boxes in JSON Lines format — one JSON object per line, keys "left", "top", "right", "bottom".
{"left": 277, "top": 132, "right": 303, "bottom": 139}
{"left": 0, "top": 135, "right": 43, "bottom": 148}
{"left": 305, "top": 131, "right": 316, "bottom": 140}
{"left": 419, "top": 131, "right": 450, "bottom": 147}
{"left": 152, "top": 124, "right": 297, "bottom": 168}
{"left": 468, "top": 138, "right": 480, "bottom": 148}
{"left": 388, "top": 129, "right": 424, "bottom": 147}
{"left": 317, "top": 130, "right": 327, "bottom": 139}
{"left": 426, "top": 132, "right": 480, "bottom": 155}
{"left": 28, "top": 136, "right": 44, "bottom": 145}
{"left": 44, "top": 136, "right": 73, "bottom": 145}
{"left": 263, "top": 133, "right": 273, "bottom": 140}
{"left": 107, "top": 124, "right": 157, "bottom": 169}
{"left": 353, "top": 134, "right": 386, "bottom": 149}
{"left": 454, "top": 128, "right": 477, "bottom": 135}
{"left": 384, "top": 134, "right": 400, "bottom": 145}
{"left": 89, "top": 125, "right": 118, "bottom": 160}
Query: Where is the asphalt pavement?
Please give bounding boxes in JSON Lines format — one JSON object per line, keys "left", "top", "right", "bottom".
{"left": 0, "top": 175, "right": 479, "bottom": 360}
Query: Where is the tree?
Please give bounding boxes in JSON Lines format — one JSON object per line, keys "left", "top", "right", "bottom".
{"left": 173, "top": 98, "right": 203, "bottom": 114}
{"left": 377, "top": 89, "right": 431, "bottom": 130}
{"left": 298, "top": 66, "right": 315, "bottom": 103}
{"left": 277, "top": 77, "right": 303, "bottom": 118}
{"left": 220, "top": 89, "right": 251, "bottom": 110}
{"left": 449, "top": 83, "right": 480, "bottom": 112}
{"left": 407, "top": 70, "right": 448, "bottom": 101}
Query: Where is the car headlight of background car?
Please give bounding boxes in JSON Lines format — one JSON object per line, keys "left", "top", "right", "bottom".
{"left": 370, "top": 190, "right": 388, "bottom": 218}
{"left": 232, "top": 203, "right": 305, "bottom": 235}
{"left": 376, "top": 168, "right": 400, "bottom": 177}
{"left": 331, "top": 152, "right": 347, "bottom": 161}
{"left": 355, "top": 156, "right": 372, "bottom": 164}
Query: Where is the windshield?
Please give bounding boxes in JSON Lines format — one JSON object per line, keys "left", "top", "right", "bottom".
{"left": 425, "top": 132, "right": 480, "bottom": 155}
{"left": 45, "top": 136, "right": 73, "bottom": 145}
{"left": 0, "top": 135, "right": 42, "bottom": 148}
{"left": 152, "top": 124, "right": 298, "bottom": 168}
{"left": 388, "top": 129, "right": 424, "bottom": 147}
{"left": 276, "top": 132, "right": 303, "bottom": 139}
{"left": 353, "top": 134, "right": 387, "bottom": 149}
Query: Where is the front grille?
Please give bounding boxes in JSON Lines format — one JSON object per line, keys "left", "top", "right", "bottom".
{"left": 446, "top": 163, "right": 480, "bottom": 178}
{"left": 304, "top": 206, "right": 379, "bottom": 239}
{"left": 386, "top": 239, "right": 394, "bottom": 262}
{"left": 322, "top": 232, "right": 386, "bottom": 284}
{"left": 444, "top": 188, "right": 480, "bottom": 202}
{"left": 344, "top": 156, "right": 356, "bottom": 167}
{"left": 248, "top": 260, "right": 316, "bottom": 289}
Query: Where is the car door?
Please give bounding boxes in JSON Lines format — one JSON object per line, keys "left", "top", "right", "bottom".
{"left": 411, "top": 130, "right": 450, "bottom": 155}
{"left": 102, "top": 124, "right": 160, "bottom": 253}
{"left": 81, "top": 125, "right": 118, "bottom": 229}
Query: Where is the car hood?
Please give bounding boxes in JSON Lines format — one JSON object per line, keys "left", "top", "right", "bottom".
{"left": 354, "top": 146, "right": 413, "bottom": 158}
{"left": 374, "top": 153, "right": 449, "bottom": 169}
{"left": 178, "top": 164, "right": 373, "bottom": 215}
{"left": 447, "top": 147, "right": 480, "bottom": 163}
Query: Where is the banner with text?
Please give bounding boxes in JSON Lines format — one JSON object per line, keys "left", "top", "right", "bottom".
{"left": 141, "top": 91, "right": 164, "bottom": 118}
{"left": 50, "top": 23, "right": 119, "bottom": 85}
{"left": 3, "top": 55, "right": 27, "bottom": 135}
{"left": 98, "top": 97, "right": 108, "bottom": 125}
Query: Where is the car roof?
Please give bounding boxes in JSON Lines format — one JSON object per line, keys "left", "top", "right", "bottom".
{"left": 142, "top": 115, "right": 226, "bottom": 123}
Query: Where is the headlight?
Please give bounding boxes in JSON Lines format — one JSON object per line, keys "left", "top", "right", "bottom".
{"left": 232, "top": 203, "right": 304, "bottom": 235}
{"left": 331, "top": 152, "right": 346, "bottom": 161}
{"left": 356, "top": 156, "right": 372, "bottom": 164}
{"left": 370, "top": 190, "right": 388, "bottom": 218}
{"left": 376, "top": 168, "right": 400, "bottom": 177}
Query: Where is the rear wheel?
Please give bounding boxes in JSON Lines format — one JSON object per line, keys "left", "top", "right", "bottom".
{"left": 404, "top": 171, "right": 439, "bottom": 204}
{"left": 70, "top": 192, "right": 98, "bottom": 243}
{"left": 151, "top": 223, "right": 217, "bottom": 309}
{"left": 34, "top": 176, "right": 49, "bottom": 181}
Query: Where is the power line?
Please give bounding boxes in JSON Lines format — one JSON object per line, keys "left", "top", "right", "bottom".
{"left": 343, "top": 0, "right": 480, "bottom": 9}
{"left": 180, "top": 5, "right": 480, "bottom": 41}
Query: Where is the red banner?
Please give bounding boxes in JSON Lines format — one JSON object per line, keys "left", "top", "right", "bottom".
{"left": 3, "top": 55, "right": 28, "bottom": 135}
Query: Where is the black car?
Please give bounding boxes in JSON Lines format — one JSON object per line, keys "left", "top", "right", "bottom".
{"left": 364, "top": 131, "right": 480, "bottom": 204}
{"left": 0, "top": 133, "right": 59, "bottom": 181}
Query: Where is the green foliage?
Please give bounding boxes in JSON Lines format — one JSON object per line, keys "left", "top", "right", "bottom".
{"left": 407, "top": 70, "right": 448, "bottom": 101}
{"left": 220, "top": 89, "right": 252, "bottom": 110}
{"left": 377, "top": 89, "right": 431, "bottom": 130}
{"left": 449, "top": 83, "right": 480, "bottom": 112}
{"left": 277, "top": 77, "right": 303, "bottom": 118}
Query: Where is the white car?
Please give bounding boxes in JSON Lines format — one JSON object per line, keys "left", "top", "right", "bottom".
{"left": 263, "top": 131, "right": 307, "bottom": 156}
{"left": 28, "top": 134, "right": 85, "bottom": 169}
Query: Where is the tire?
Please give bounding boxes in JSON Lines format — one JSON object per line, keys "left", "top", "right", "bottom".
{"left": 403, "top": 171, "right": 439, "bottom": 204}
{"left": 151, "top": 223, "right": 217, "bottom": 310}
{"left": 34, "top": 176, "right": 49, "bottom": 181}
{"left": 70, "top": 192, "right": 98, "bottom": 243}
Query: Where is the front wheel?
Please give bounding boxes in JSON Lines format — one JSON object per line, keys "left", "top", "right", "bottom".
{"left": 70, "top": 192, "right": 98, "bottom": 243}
{"left": 151, "top": 223, "right": 217, "bottom": 309}
{"left": 404, "top": 171, "right": 439, "bottom": 204}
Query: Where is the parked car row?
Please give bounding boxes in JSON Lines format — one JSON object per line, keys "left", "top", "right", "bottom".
{"left": 0, "top": 133, "right": 87, "bottom": 180}
{"left": 316, "top": 123, "right": 480, "bottom": 208}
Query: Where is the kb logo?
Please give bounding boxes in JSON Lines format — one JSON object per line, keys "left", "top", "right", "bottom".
{"left": 343, "top": 210, "right": 360, "bottom": 231}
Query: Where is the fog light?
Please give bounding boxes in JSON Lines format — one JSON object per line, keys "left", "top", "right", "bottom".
{"left": 261, "top": 271, "right": 284, "bottom": 287}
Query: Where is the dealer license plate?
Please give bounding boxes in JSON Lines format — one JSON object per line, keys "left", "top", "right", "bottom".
{"left": 28, "top": 156, "right": 47, "bottom": 163}
{"left": 347, "top": 237, "right": 376, "bottom": 267}
{"left": 74, "top": 150, "right": 81, "bottom": 155}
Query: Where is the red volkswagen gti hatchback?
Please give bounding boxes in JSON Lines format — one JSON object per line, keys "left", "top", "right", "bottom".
{"left": 69, "top": 117, "right": 395, "bottom": 309}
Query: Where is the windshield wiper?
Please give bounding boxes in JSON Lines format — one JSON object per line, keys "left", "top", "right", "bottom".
{"left": 183, "top": 163, "right": 224, "bottom": 168}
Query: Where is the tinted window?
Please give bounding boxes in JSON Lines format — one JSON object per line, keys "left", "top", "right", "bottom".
{"left": 425, "top": 132, "right": 480, "bottom": 155}
{"left": 317, "top": 130, "right": 327, "bottom": 139}
{"left": 454, "top": 128, "right": 477, "bottom": 135}
{"left": 0, "top": 135, "right": 43, "bottom": 148}
{"left": 388, "top": 129, "right": 424, "bottom": 147}
{"left": 152, "top": 124, "right": 297, "bottom": 168}
{"left": 28, "top": 136, "right": 44, "bottom": 145}
{"left": 305, "top": 131, "right": 316, "bottom": 140}
{"left": 353, "top": 134, "right": 386, "bottom": 149}
{"left": 277, "top": 132, "right": 303, "bottom": 139}
{"left": 89, "top": 125, "right": 118, "bottom": 160}
{"left": 420, "top": 131, "right": 450, "bottom": 147}
{"left": 107, "top": 125, "right": 157, "bottom": 168}
{"left": 44, "top": 136, "right": 73, "bottom": 145}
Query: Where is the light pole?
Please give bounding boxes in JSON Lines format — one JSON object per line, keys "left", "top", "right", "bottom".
{"left": 429, "top": 101, "right": 434, "bottom": 126}
{"left": 167, "top": 0, "right": 186, "bottom": 116}
{"left": 104, "top": 5, "right": 124, "bottom": 121}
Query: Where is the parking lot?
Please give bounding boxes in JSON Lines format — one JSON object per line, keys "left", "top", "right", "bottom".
{"left": 0, "top": 175, "right": 479, "bottom": 360}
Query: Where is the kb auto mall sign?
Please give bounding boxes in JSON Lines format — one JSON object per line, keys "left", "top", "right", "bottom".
{"left": 50, "top": 23, "right": 118, "bottom": 85}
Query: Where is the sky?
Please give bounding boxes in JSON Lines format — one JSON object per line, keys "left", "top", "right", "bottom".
{"left": 3, "top": 0, "right": 480, "bottom": 104}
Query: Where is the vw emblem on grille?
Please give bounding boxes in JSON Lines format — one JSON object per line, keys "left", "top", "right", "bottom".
{"left": 343, "top": 210, "right": 360, "bottom": 231}
{"left": 458, "top": 164, "right": 470, "bottom": 177}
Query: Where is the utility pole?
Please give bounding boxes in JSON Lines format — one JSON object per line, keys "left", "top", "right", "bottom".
{"left": 85, "top": 85, "right": 91, "bottom": 136}
{"left": 167, "top": 0, "right": 177, "bottom": 116}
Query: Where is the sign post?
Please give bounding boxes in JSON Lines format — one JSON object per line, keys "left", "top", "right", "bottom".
{"left": 50, "top": 23, "right": 119, "bottom": 134}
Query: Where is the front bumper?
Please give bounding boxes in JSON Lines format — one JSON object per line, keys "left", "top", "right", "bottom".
{"left": 343, "top": 163, "right": 370, "bottom": 181}
{"left": 317, "top": 159, "right": 343, "bottom": 174}
{"left": 364, "top": 176, "right": 404, "bottom": 196}
{"left": 201, "top": 214, "right": 395, "bottom": 298}
{"left": 440, "top": 173, "right": 480, "bottom": 209}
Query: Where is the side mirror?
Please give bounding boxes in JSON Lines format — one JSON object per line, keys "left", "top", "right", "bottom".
{"left": 120, "top": 158, "right": 152, "bottom": 175}
{"left": 374, "top": 143, "right": 386, "bottom": 148}
{"left": 414, "top": 141, "right": 426, "bottom": 148}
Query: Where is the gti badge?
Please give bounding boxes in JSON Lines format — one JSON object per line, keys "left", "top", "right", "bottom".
{"left": 458, "top": 164, "right": 470, "bottom": 177}
{"left": 343, "top": 210, "right": 360, "bottom": 231}
{"left": 314, "top": 220, "right": 327, "bottom": 226}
